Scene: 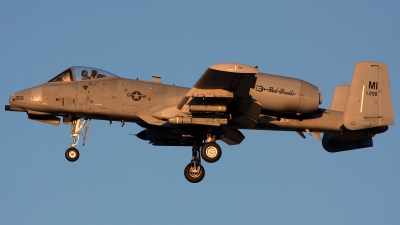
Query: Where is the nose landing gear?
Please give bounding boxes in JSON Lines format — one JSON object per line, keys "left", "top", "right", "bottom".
{"left": 64, "top": 118, "right": 90, "bottom": 162}
{"left": 65, "top": 147, "right": 79, "bottom": 162}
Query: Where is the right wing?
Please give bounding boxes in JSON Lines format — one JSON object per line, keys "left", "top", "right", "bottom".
{"left": 174, "top": 63, "right": 261, "bottom": 128}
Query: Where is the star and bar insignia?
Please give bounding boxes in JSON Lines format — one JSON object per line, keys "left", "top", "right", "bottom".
{"left": 127, "top": 91, "right": 146, "bottom": 101}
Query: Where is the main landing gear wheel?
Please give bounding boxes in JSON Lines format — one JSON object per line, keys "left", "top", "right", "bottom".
{"left": 184, "top": 144, "right": 205, "bottom": 183}
{"left": 184, "top": 163, "right": 205, "bottom": 183}
{"left": 201, "top": 142, "right": 222, "bottom": 163}
{"left": 65, "top": 148, "right": 80, "bottom": 162}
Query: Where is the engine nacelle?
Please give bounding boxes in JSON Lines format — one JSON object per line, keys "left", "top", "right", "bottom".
{"left": 250, "top": 73, "right": 322, "bottom": 114}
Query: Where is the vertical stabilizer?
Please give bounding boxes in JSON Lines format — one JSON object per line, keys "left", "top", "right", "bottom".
{"left": 343, "top": 62, "right": 394, "bottom": 130}
{"left": 330, "top": 85, "right": 349, "bottom": 111}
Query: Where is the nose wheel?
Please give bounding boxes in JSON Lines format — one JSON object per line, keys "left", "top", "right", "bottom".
{"left": 64, "top": 118, "right": 90, "bottom": 162}
{"left": 65, "top": 147, "right": 80, "bottom": 162}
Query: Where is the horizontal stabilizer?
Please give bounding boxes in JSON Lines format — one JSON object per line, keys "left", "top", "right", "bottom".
{"left": 322, "top": 132, "right": 373, "bottom": 152}
{"left": 322, "top": 125, "right": 388, "bottom": 152}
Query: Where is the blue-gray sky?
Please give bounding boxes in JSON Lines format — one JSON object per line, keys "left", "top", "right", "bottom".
{"left": 1, "top": 1, "right": 399, "bottom": 224}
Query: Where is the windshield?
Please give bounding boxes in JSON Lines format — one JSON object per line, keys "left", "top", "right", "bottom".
{"left": 48, "top": 69, "right": 74, "bottom": 82}
{"left": 48, "top": 66, "right": 117, "bottom": 83}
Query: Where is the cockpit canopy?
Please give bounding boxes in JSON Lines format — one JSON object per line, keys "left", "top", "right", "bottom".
{"left": 48, "top": 66, "right": 117, "bottom": 83}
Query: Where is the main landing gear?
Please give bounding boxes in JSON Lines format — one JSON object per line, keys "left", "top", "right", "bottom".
{"left": 184, "top": 144, "right": 205, "bottom": 183}
{"left": 183, "top": 138, "right": 222, "bottom": 183}
{"left": 201, "top": 142, "right": 222, "bottom": 163}
{"left": 65, "top": 118, "right": 90, "bottom": 162}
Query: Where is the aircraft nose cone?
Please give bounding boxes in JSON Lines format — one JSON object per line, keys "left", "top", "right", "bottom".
{"left": 6, "top": 91, "right": 30, "bottom": 112}
{"left": 9, "top": 94, "right": 15, "bottom": 104}
{"left": 6, "top": 93, "right": 22, "bottom": 111}
{"left": 9, "top": 90, "right": 30, "bottom": 108}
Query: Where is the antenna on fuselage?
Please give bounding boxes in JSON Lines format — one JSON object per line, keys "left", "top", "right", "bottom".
{"left": 152, "top": 76, "right": 162, "bottom": 84}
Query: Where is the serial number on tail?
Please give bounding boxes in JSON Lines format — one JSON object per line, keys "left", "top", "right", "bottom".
{"left": 365, "top": 91, "right": 378, "bottom": 96}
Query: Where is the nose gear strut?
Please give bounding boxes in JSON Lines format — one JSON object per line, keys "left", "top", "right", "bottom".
{"left": 70, "top": 118, "right": 90, "bottom": 147}
{"left": 65, "top": 118, "right": 90, "bottom": 162}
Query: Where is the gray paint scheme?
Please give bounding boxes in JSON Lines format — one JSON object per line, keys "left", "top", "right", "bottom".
{"left": 6, "top": 62, "right": 394, "bottom": 150}
{"left": 5, "top": 61, "right": 394, "bottom": 165}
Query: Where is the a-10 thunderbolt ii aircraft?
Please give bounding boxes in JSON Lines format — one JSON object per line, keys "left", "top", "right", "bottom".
{"left": 5, "top": 61, "right": 394, "bottom": 183}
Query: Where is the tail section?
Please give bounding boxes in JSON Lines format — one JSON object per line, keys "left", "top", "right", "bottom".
{"left": 343, "top": 62, "right": 394, "bottom": 130}
{"left": 322, "top": 62, "right": 394, "bottom": 152}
